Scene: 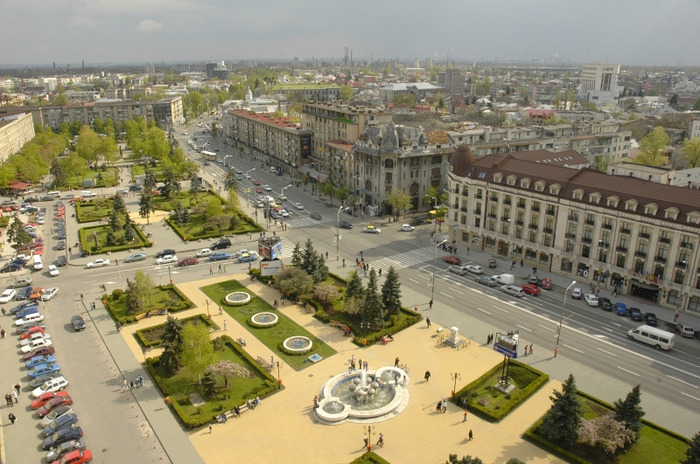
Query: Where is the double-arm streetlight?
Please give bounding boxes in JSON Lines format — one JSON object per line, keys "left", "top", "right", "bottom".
{"left": 430, "top": 239, "right": 448, "bottom": 309}
{"left": 223, "top": 155, "right": 232, "bottom": 167}
{"left": 425, "top": 195, "right": 440, "bottom": 241}
{"left": 280, "top": 184, "right": 292, "bottom": 201}
{"left": 555, "top": 281, "right": 577, "bottom": 353}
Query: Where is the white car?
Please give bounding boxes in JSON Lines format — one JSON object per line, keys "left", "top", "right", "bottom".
{"left": 196, "top": 248, "right": 212, "bottom": 257}
{"left": 40, "top": 406, "right": 74, "bottom": 427}
{"left": 21, "top": 338, "right": 53, "bottom": 353}
{"left": 20, "top": 332, "right": 51, "bottom": 346}
{"left": 245, "top": 173, "right": 252, "bottom": 179}
{"left": 15, "top": 313, "right": 45, "bottom": 326}
{"left": 294, "top": 202, "right": 304, "bottom": 210}
{"left": 263, "top": 184, "right": 272, "bottom": 191}
{"left": 48, "top": 265, "right": 60, "bottom": 277}
{"left": 278, "top": 194, "right": 287, "bottom": 201}
{"left": 571, "top": 287, "right": 582, "bottom": 299}
{"left": 32, "top": 376, "right": 69, "bottom": 398}
{"left": 400, "top": 224, "right": 415, "bottom": 232}
{"left": 584, "top": 294, "right": 599, "bottom": 307}
{"left": 363, "top": 225, "right": 381, "bottom": 234}
{"left": 157, "top": 255, "right": 178, "bottom": 265}
{"left": 281, "top": 210, "right": 289, "bottom": 218}
{"left": 0, "top": 289, "right": 17, "bottom": 303}
{"left": 466, "top": 265, "right": 484, "bottom": 275}
{"left": 41, "top": 287, "right": 59, "bottom": 301}
{"left": 86, "top": 258, "right": 110, "bottom": 269}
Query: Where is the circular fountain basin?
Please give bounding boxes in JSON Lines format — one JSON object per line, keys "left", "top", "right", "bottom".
{"left": 225, "top": 291, "right": 251, "bottom": 306}
{"left": 250, "top": 312, "right": 279, "bottom": 327}
{"left": 282, "top": 335, "right": 313, "bottom": 354}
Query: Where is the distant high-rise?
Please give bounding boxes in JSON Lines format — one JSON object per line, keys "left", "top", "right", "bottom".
{"left": 344, "top": 47, "right": 349, "bottom": 66}
{"left": 438, "top": 69, "right": 465, "bottom": 95}
{"left": 580, "top": 62, "right": 621, "bottom": 106}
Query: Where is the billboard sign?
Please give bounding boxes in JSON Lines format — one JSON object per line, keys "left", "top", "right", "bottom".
{"left": 493, "top": 333, "right": 519, "bottom": 358}
{"left": 260, "top": 259, "right": 282, "bottom": 276}
{"left": 258, "top": 237, "right": 282, "bottom": 261}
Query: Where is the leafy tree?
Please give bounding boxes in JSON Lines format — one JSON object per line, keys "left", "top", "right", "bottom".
{"left": 634, "top": 126, "right": 670, "bottom": 167}
{"left": 614, "top": 385, "right": 645, "bottom": 437}
{"left": 446, "top": 454, "right": 485, "bottom": 464}
{"left": 204, "top": 215, "right": 229, "bottom": 234}
{"left": 363, "top": 269, "right": 384, "bottom": 330}
{"left": 694, "top": 99, "right": 700, "bottom": 111}
{"left": 143, "top": 126, "right": 170, "bottom": 161}
{"left": 578, "top": 414, "right": 636, "bottom": 456}
{"left": 189, "top": 176, "right": 203, "bottom": 203}
{"left": 75, "top": 126, "right": 101, "bottom": 167}
{"left": 124, "top": 279, "right": 144, "bottom": 315}
{"left": 274, "top": 267, "right": 314, "bottom": 299}
{"left": 52, "top": 94, "right": 69, "bottom": 106}
{"left": 538, "top": 374, "right": 583, "bottom": 446}
{"left": 161, "top": 167, "right": 181, "bottom": 199}
{"left": 6, "top": 214, "right": 33, "bottom": 251}
{"left": 133, "top": 270, "right": 156, "bottom": 307}
{"left": 596, "top": 154, "right": 612, "bottom": 172}
{"left": 345, "top": 270, "right": 364, "bottom": 300}
{"left": 680, "top": 138, "right": 700, "bottom": 168}
{"left": 204, "top": 201, "right": 224, "bottom": 219}
{"left": 381, "top": 266, "right": 402, "bottom": 318}
{"left": 179, "top": 323, "right": 214, "bottom": 384}
{"left": 314, "top": 282, "right": 340, "bottom": 305}
{"left": 320, "top": 183, "right": 335, "bottom": 205}
{"left": 139, "top": 192, "right": 155, "bottom": 224}
{"left": 669, "top": 93, "right": 680, "bottom": 107}
{"left": 340, "top": 85, "right": 354, "bottom": 102}
{"left": 206, "top": 359, "right": 252, "bottom": 388}
{"left": 392, "top": 93, "right": 415, "bottom": 107}
{"left": 683, "top": 431, "right": 700, "bottom": 464}
{"left": 386, "top": 189, "right": 412, "bottom": 219}
{"left": 291, "top": 242, "right": 302, "bottom": 266}
{"left": 99, "top": 134, "right": 119, "bottom": 166}
{"left": 143, "top": 169, "right": 157, "bottom": 192}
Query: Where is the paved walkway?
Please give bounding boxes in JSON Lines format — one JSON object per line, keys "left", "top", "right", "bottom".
{"left": 118, "top": 271, "right": 565, "bottom": 464}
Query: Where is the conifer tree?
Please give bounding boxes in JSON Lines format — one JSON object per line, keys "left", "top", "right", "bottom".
{"left": 539, "top": 374, "right": 583, "bottom": 446}
{"left": 614, "top": 385, "right": 645, "bottom": 438}
{"left": 381, "top": 266, "right": 402, "bottom": 318}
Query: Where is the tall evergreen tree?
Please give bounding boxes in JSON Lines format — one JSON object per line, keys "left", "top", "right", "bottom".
{"left": 139, "top": 192, "right": 155, "bottom": 224}
{"left": 291, "top": 242, "right": 302, "bottom": 267}
{"left": 124, "top": 279, "right": 143, "bottom": 315}
{"left": 363, "top": 269, "right": 384, "bottom": 329}
{"left": 614, "top": 385, "right": 645, "bottom": 437}
{"left": 345, "top": 270, "right": 364, "bottom": 300}
{"left": 683, "top": 431, "right": 700, "bottom": 464}
{"left": 539, "top": 374, "right": 583, "bottom": 446}
{"left": 381, "top": 266, "right": 402, "bottom": 318}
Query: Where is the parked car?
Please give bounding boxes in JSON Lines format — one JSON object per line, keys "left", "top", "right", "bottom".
{"left": 196, "top": 248, "right": 212, "bottom": 257}
{"left": 500, "top": 285, "right": 524, "bottom": 297}
{"left": 56, "top": 256, "right": 67, "bottom": 267}
{"left": 42, "top": 425, "right": 83, "bottom": 450}
{"left": 32, "top": 376, "right": 69, "bottom": 398}
{"left": 571, "top": 287, "right": 582, "bottom": 299}
{"left": 26, "top": 355, "right": 57, "bottom": 369}
{"left": 615, "top": 302, "right": 628, "bottom": 316}
{"left": 409, "top": 217, "right": 427, "bottom": 226}
{"left": 40, "top": 405, "right": 74, "bottom": 427}
{"left": 1, "top": 262, "right": 23, "bottom": 273}
{"left": 86, "top": 258, "right": 109, "bottom": 269}
{"left": 42, "top": 287, "right": 59, "bottom": 301}
{"left": 11, "top": 300, "right": 37, "bottom": 314}
{"left": 11, "top": 277, "right": 33, "bottom": 288}
{"left": 520, "top": 284, "right": 541, "bottom": 296}
{"left": 465, "top": 265, "right": 483, "bottom": 275}
{"left": 124, "top": 253, "right": 147, "bottom": 263}
{"left": 154, "top": 249, "right": 176, "bottom": 258}
{"left": 23, "top": 345, "right": 55, "bottom": 361}
{"left": 37, "top": 393, "right": 74, "bottom": 417}
{"left": 475, "top": 276, "right": 498, "bottom": 287}
{"left": 156, "top": 255, "right": 178, "bottom": 265}
{"left": 16, "top": 312, "right": 45, "bottom": 326}
{"left": 50, "top": 448, "right": 92, "bottom": 464}
{"left": 19, "top": 325, "right": 44, "bottom": 339}
{"left": 363, "top": 225, "right": 381, "bottom": 234}
{"left": 178, "top": 256, "right": 199, "bottom": 267}
{"left": 28, "top": 363, "right": 61, "bottom": 379}
{"left": 211, "top": 238, "right": 232, "bottom": 250}
{"left": 14, "top": 286, "right": 33, "bottom": 300}
{"left": 644, "top": 312, "right": 658, "bottom": 326}
{"left": 71, "top": 315, "right": 86, "bottom": 331}
{"left": 42, "top": 413, "right": 79, "bottom": 437}
{"left": 21, "top": 337, "right": 53, "bottom": 353}
{"left": 32, "top": 391, "right": 71, "bottom": 410}
{"left": 208, "top": 252, "right": 231, "bottom": 261}
{"left": 20, "top": 332, "right": 51, "bottom": 346}
{"left": 599, "top": 297, "right": 612, "bottom": 311}
{"left": 584, "top": 294, "right": 599, "bottom": 307}
{"left": 28, "top": 372, "right": 59, "bottom": 388}
{"left": 45, "top": 439, "right": 86, "bottom": 462}
{"left": 339, "top": 221, "right": 353, "bottom": 229}
{"left": 676, "top": 322, "right": 695, "bottom": 338}
{"left": 15, "top": 305, "right": 39, "bottom": 319}
{"left": 0, "top": 288, "right": 17, "bottom": 303}
{"left": 628, "top": 307, "right": 643, "bottom": 321}
{"left": 400, "top": 224, "right": 414, "bottom": 232}
{"left": 442, "top": 255, "right": 461, "bottom": 265}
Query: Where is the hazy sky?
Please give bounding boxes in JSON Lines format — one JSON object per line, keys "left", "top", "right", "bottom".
{"left": 2, "top": 0, "right": 699, "bottom": 67}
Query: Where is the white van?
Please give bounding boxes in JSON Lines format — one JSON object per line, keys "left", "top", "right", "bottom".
{"left": 32, "top": 255, "right": 43, "bottom": 271}
{"left": 46, "top": 191, "right": 61, "bottom": 198}
{"left": 627, "top": 325, "right": 676, "bottom": 350}
{"left": 81, "top": 190, "right": 96, "bottom": 198}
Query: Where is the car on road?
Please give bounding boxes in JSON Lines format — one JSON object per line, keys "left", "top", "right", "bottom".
{"left": 16, "top": 312, "right": 45, "bottom": 326}
{"left": 156, "top": 255, "right": 178, "bottom": 265}
{"left": 40, "top": 405, "right": 74, "bottom": 427}
{"left": 409, "top": 218, "right": 427, "bottom": 226}
{"left": 211, "top": 238, "right": 232, "bottom": 250}
{"left": 237, "top": 252, "right": 258, "bottom": 263}
{"left": 37, "top": 393, "right": 73, "bottom": 417}
{"left": 49, "top": 265, "right": 60, "bottom": 277}
{"left": 32, "top": 391, "right": 71, "bottom": 410}
{"left": 124, "top": 253, "right": 147, "bottom": 263}
{"left": 28, "top": 363, "right": 61, "bottom": 379}
{"left": 465, "top": 265, "right": 483, "bottom": 275}
{"left": 208, "top": 252, "right": 231, "bottom": 261}
{"left": 71, "top": 315, "right": 86, "bottom": 331}
{"left": 310, "top": 212, "right": 322, "bottom": 220}
{"left": 11, "top": 277, "right": 32, "bottom": 288}
{"left": 500, "top": 285, "right": 524, "bottom": 297}
{"left": 584, "top": 294, "right": 599, "bottom": 307}
{"left": 154, "top": 249, "right": 176, "bottom": 259}
{"left": 255, "top": 187, "right": 263, "bottom": 194}
{"left": 42, "top": 287, "right": 59, "bottom": 301}
{"left": 42, "top": 424, "right": 84, "bottom": 450}
{"left": 571, "top": 287, "right": 582, "bottom": 299}
{"left": 178, "top": 256, "right": 199, "bottom": 267}
{"left": 520, "top": 284, "right": 541, "bottom": 296}
{"left": 338, "top": 221, "right": 352, "bottom": 229}
{"left": 86, "top": 258, "right": 109, "bottom": 269}
{"left": 263, "top": 184, "right": 272, "bottom": 191}
{"left": 448, "top": 265, "right": 470, "bottom": 276}
{"left": 442, "top": 255, "right": 461, "bottom": 265}
{"left": 0, "top": 288, "right": 17, "bottom": 303}
{"left": 42, "top": 413, "right": 79, "bottom": 437}
{"left": 294, "top": 202, "right": 304, "bottom": 210}
{"left": 399, "top": 224, "right": 414, "bottom": 232}
{"left": 129, "top": 185, "right": 142, "bottom": 191}
{"left": 363, "top": 225, "right": 381, "bottom": 234}
{"left": 281, "top": 210, "right": 289, "bottom": 218}
{"left": 32, "top": 376, "right": 69, "bottom": 398}
{"left": 45, "top": 439, "right": 86, "bottom": 462}
{"left": 475, "top": 275, "right": 498, "bottom": 287}
{"left": 599, "top": 297, "right": 612, "bottom": 311}
{"left": 615, "top": 302, "right": 628, "bottom": 316}
{"left": 26, "top": 355, "right": 57, "bottom": 369}
{"left": 196, "top": 248, "right": 212, "bottom": 257}
{"left": 644, "top": 312, "right": 658, "bottom": 326}
{"left": 23, "top": 345, "right": 55, "bottom": 361}
{"left": 253, "top": 180, "right": 261, "bottom": 186}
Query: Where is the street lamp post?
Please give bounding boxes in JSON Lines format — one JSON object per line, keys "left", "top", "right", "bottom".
{"left": 245, "top": 168, "right": 255, "bottom": 208}
{"left": 223, "top": 155, "right": 232, "bottom": 167}
{"left": 451, "top": 372, "right": 461, "bottom": 397}
{"left": 276, "top": 361, "right": 282, "bottom": 389}
{"left": 430, "top": 239, "right": 448, "bottom": 309}
{"left": 425, "top": 195, "right": 440, "bottom": 241}
{"left": 336, "top": 205, "right": 343, "bottom": 261}
{"left": 205, "top": 299, "right": 210, "bottom": 318}
{"left": 555, "top": 281, "right": 577, "bottom": 353}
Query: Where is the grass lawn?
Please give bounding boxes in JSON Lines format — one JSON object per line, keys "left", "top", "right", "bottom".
{"left": 75, "top": 198, "right": 115, "bottom": 222}
{"left": 201, "top": 279, "right": 336, "bottom": 371}
{"left": 131, "top": 164, "right": 168, "bottom": 181}
{"left": 105, "top": 284, "right": 194, "bottom": 323}
{"left": 152, "top": 191, "right": 222, "bottom": 211}
{"left": 79, "top": 223, "right": 150, "bottom": 254}
{"left": 135, "top": 314, "right": 217, "bottom": 347}
{"left": 67, "top": 167, "right": 119, "bottom": 189}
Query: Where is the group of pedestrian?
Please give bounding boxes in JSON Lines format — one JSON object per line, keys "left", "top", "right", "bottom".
{"left": 435, "top": 399, "right": 448, "bottom": 413}
{"left": 486, "top": 333, "right": 494, "bottom": 344}
{"left": 522, "top": 344, "right": 534, "bottom": 356}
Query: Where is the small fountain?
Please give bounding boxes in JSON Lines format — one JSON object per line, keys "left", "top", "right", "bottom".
{"left": 250, "top": 312, "right": 279, "bottom": 327}
{"left": 282, "top": 336, "right": 313, "bottom": 354}
{"left": 225, "top": 291, "right": 251, "bottom": 306}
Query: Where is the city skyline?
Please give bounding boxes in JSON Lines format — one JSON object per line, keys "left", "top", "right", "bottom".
{"left": 2, "top": 0, "right": 700, "bottom": 67}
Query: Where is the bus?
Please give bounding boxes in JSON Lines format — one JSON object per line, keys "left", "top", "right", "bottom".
{"left": 202, "top": 151, "right": 217, "bottom": 161}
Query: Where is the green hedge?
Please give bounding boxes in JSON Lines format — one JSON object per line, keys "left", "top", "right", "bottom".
{"left": 348, "top": 452, "right": 391, "bottom": 464}
{"left": 134, "top": 314, "right": 218, "bottom": 348}
{"left": 103, "top": 284, "right": 194, "bottom": 325}
{"left": 78, "top": 223, "right": 152, "bottom": 255}
{"left": 452, "top": 360, "right": 549, "bottom": 422}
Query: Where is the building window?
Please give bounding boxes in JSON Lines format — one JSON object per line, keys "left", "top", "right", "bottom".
{"left": 572, "top": 189, "right": 583, "bottom": 200}
{"left": 506, "top": 176, "right": 516, "bottom": 186}
{"left": 625, "top": 200, "right": 637, "bottom": 212}
{"left": 520, "top": 179, "right": 530, "bottom": 188}
{"left": 687, "top": 296, "right": 700, "bottom": 312}
{"left": 534, "top": 182, "right": 544, "bottom": 192}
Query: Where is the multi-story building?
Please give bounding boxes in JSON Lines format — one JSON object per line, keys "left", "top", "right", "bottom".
{"left": 580, "top": 62, "right": 622, "bottom": 106}
{"left": 689, "top": 119, "right": 700, "bottom": 140}
{"left": 352, "top": 122, "right": 453, "bottom": 215}
{"left": 222, "top": 110, "right": 312, "bottom": 175}
{"left": 268, "top": 83, "right": 341, "bottom": 102}
{"left": 378, "top": 82, "right": 443, "bottom": 103}
{"left": 438, "top": 69, "right": 465, "bottom": 95}
{"left": 0, "top": 112, "right": 36, "bottom": 163}
{"left": 447, "top": 147, "right": 700, "bottom": 313}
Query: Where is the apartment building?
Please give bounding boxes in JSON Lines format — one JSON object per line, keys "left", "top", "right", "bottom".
{"left": 222, "top": 110, "right": 312, "bottom": 174}
{"left": 447, "top": 146, "right": 700, "bottom": 313}
{"left": 438, "top": 69, "right": 465, "bottom": 95}
{"left": 0, "top": 112, "right": 36, "bottom": 163}
{"left": 580, "top": 62, "right": 622, "bottom": 106}
{"left": 268, "top": 83, "right": 341, "bottom": 102}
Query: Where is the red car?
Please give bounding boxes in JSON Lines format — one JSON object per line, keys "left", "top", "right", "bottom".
{"left": 178, "top": 256, "right": 199, "bottom": 267}
{"left": 37, "top": 393, "right": 73, "bottom": 417}
{"left": 51, "top": 449, "right": 93, "bottom": 464}
{"left": 255, "top": 187, "right": 263, "bottom": 194}
{"left": 442, "top": 255, "right": 462, "bottom": 265}
{"left": 520, "top": 284, "right": 541, "bottom": 296}
{"left": 24, "top": 345, "right": 56, "bottom": 361}
{"left": 32, "top": 391, "right": 70, "bottom": 410}
{"left": 20, "top": 326, "right": 45, "bottom": 340}
{"left": 541, "top": 278, "right": 553, "bottom": 290}
{"left": 30, "top": 287, "right": 45, "bottom": 300}
{"left": 253, "top": 180, "right": 261, "bottom": 186}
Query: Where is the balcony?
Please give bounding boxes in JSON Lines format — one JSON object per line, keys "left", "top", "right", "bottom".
{"left": 460, "top": 207, "right": 467, "bottom": 213}
{"left": 453, "top": 203, "right": 460, "bottom": 209}
{"left": 660, "top": 237, "right": 671, "bottom": 244}
{"left": 504, "top": 199, "right": 511, "bottom": 205}
{"left": 516, "top": 220, "right": 524, "bottom": 226}
{"left": 568, "top": 215, "right": 578, "bottom": 222}
{"left": 488, "top": 213, "right": 497, "bottom": 219}
{"left": 654, "top": 256, "right": 667, "bottom": 263}
{"left": 676, "top": 261, "right": 687, "bottom": 269}
{"left": 565, "top": 233, "right": 576, "bottom": 239}
{"left": 602, "top": 223, "right": 612, "bottom": 230}
{"left": 616, "top": 245, "right": 628, "bottom": 252}
{"left": 546, "top": 209, "right": 555, "bottom": 216}
{"left": 501, "top": 216, "right": 510, "bottom": 222}
{"left": 517, "top": 202, "right": 526, "bottom": 209}
{"left": 453, "top": 188, "right": 460, "bottom": 194}
{"left": 585, "top": 219, "right": 595, "bottom": 226}
{"left": 529, "top": 223, "right": 538, "bottom": 230}
{"left": 635, "top": 251, "right": 647, "bottom": 258}
{"left": 544, "top": 227, "right": 553, "bottom": 234}
{"left": 475, "top": 194, "right": 483, "bottom": 199}
{"left": 582, "top": 237, "right": 593, "bottom": 244}
{"left": 473, "top": 210, "right": 482, "bottom": 215}
{"left": 681, "top": 242, "right": 693, "bottom": 250}
{"left": 532, "top": 206, "right": 540, "bottom": 212}
{"left": 462, "top": 191, "right": 469, "bottom": 197}
{"left": 490, "top": 196, "right": 498, "bottom": 202}
{"left": 621, "top": 228, "right": 631, "bottom": 235}
{"left": 640, "top": 232, "right": 650, "bottom": 239}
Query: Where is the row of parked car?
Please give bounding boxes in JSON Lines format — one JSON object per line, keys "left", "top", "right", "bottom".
{"left": 119, "top": 241, "right": 261, "bottom": 268}
{"left": 14, "top": 306, "right": 92, "bottom": 463}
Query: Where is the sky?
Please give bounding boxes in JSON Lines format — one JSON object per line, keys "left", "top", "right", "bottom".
{"left": 1, "top": 0, "right": 699, "bottom": 67}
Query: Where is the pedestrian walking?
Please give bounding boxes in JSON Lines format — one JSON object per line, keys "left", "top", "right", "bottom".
{"left": 11, "top": 390, "right": 17, "bottom": 404}
{"left": 358, "top": 359, "right": 362, "bottom": 371}
{"left": 463, "top": 409, "right": 468, "bottom": 422}
{"left": 223, "top": 320, "right": 228, "bottom": 331}
{"left": 223, "top": 265, "right": 227, "bottom": 272}
{"left": 5, "top": 394, "right": 12, "bottom": 407}
{"left": 0, "top": 327, "right": 5, "bottom": 338}
{"left": 219, "top": 306, "right": 223, "bottom": 315}
{"left": 209, "top": 423, "right": 213, "bottom": 433}
{"left": 378, "top": 268, "right": 382, "bottom": 277}
{"left": 377, "top": 433, "right": 384, "bottom": 447}
{"left": 8, "top": 413, "right": 16, "bottom": 424}
{"left": 122, "top": 377, "right": 127, "bottom": 391}
{"left": 325, "top": 251, "right": 329, "bottom": 259}
{"left": 529, "top": 344, "right": 534, "bottom": 355}
{"left": 436, "top": 400, "right": 442, "bottom": 412}
{"left": 116, "top": 321, "right": 121, "bottom": 332}
{"left": 342, "top": 258, "right": 346, "bottom": 267}
{"left": 467, "top": 247, "right": 470, "bottom": 255}
{"left": 429, "top": 298, "right": 433, "bottom": 309}
{"left": 441, "top": 399, "right": 447, "bottom": 413}
{"left": 523, "top": 345, "right": 528, "bottom": 356}
{"left": 14, "top": 383, "right": 20, "bottom": 396}
{"left": 218, "top": 264, "right": 222, "bottom": 273}
{"left": 468, "top": 429, "right": 473, "bottom": 440}
{"left": 424, "top": 370, "right": 431, "bottom": 382}
{"left": 363, "top": 435, "right": 369, "bottom": 448}
{"left": 554, "top": 347, "right": 559, "bottom": 357}
{"left": 209, "top": 266, "right": 213, "bottom": 275}
{"left": 426, "top": 317, "right": 431, "bottom": 328}
{"left": 363, "top": 361, "right": 368, "bottom": 370}
{"left": 394, "top": 357, "right": 400, "bottom": 368}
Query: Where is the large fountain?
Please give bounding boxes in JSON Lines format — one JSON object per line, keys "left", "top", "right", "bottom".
{"left": 314, "top": 366, "right": 410, "bottom": 424}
